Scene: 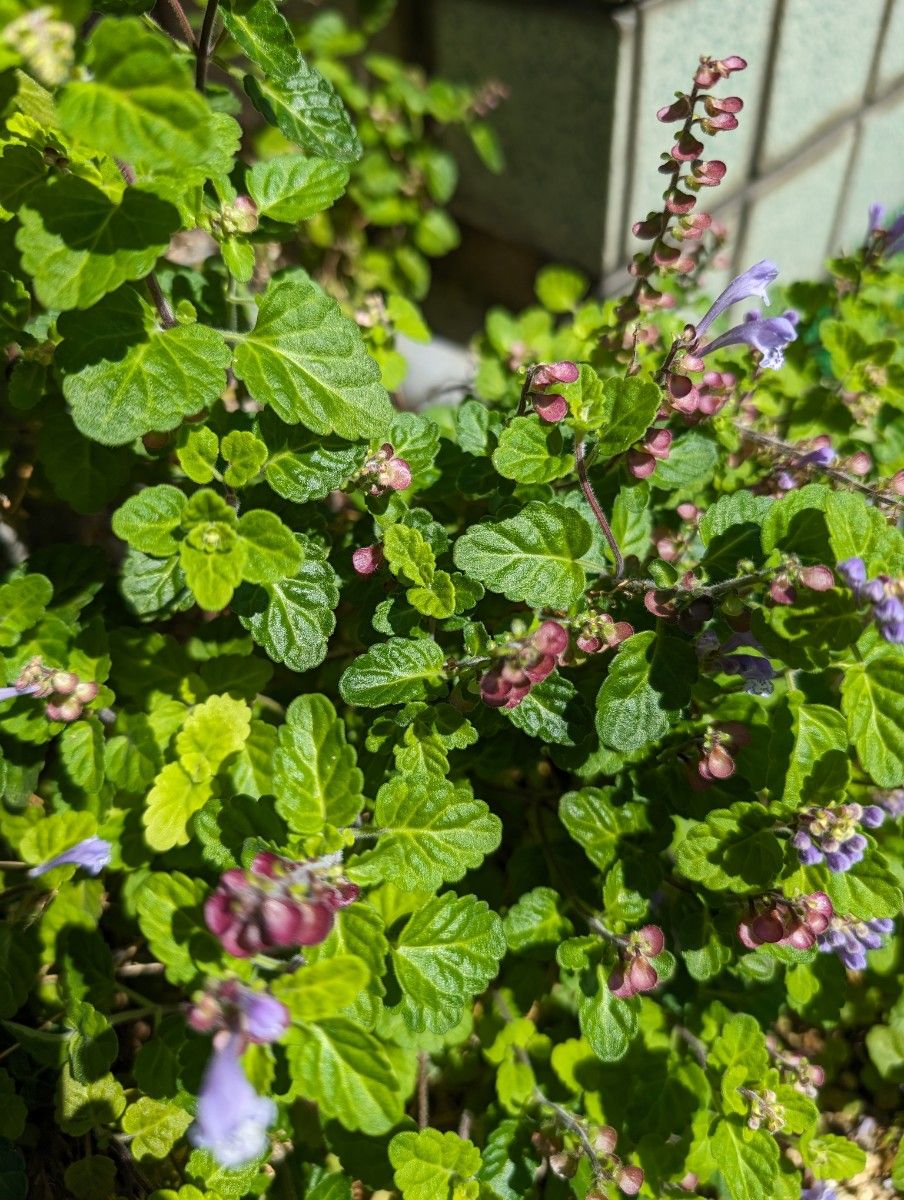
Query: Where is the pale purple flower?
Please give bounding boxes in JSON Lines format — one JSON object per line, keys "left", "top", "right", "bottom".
{"left": 837, "top": 557, "right": 866, "bottom": 588}
{"left": 887, "top": 211, "right": 904, "bottom": 256}
{"left": 693, "top": 260, "right": 779, "bottom": 339}
{"left": 0, "top": 683, "right": 39, "bottom": 702}
{"left": 867, "top": 201, "right": 885, "bottom": 238}
{"left": 190, "top": 1034, "right": 275, "bottom": 1167}
{"left": 27, "top": 835, "right": 111, "bottom": 878}
{"left": 240, "top": 990, "right": 289, "bottom": 1044}
{"left": 700, "top": 310, "right": 799, "bottom": 370}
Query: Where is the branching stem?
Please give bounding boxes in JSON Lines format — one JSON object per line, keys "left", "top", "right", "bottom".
{"left": 575, "top": 438, "right": 624, "bottom": 580}
{"left": 115, "top": 160, "right": 176, "bottom": 328}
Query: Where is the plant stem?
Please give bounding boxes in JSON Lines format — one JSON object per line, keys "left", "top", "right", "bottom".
{"left": 195, "top": 0, "right": 219, "bottom": 91}
{"left": 575, "top": 438, "right": 624, "bottom": 580}
{"left": 162, "top": 0, "right": 196, "bottom": 47}
{"left": 115, "top": 160, "right": 177, "bottom": 329}
{"left": 736, "top": 424, "right": 902, "bottom": 508}
{"left": 417, "top": 1052, "right": 429, "bottom": 1129}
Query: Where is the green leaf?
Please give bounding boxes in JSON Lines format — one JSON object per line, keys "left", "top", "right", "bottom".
{"left": 244, "top": 70, "right": 360, "bottom": 162}
{"left": 339, "top": 637, "right": 446, "bottom": 707}
{"left": 17, "top": 175, "right": 178, "bottom": 312}
{"left": 58, "top": 288, "right": 231, "bottom": 446}
{"left": 58, "top": 19, "right": 238, "bottom": 180}
{"left": 350, "top": 776, "right": 501, "bottom": 890}
{"left": 0, "top": 574, "right": 52, "bottom": 647}
{"left": 559, "top": 787, "right": 646, "bottom": 872}
{"left": 534, "top": 265, "right": 587, "bottom": 312}
{"left": 180, "top": 529, "right": 246, "bottom": 611}
{"left": 112, "top": 485, "right": 186, "bottom": 555}
{"left": 390, "top": 1129, "right": 482, "bottom": 1200}
{"left": 709, "top": 1014, "right": 769, "bottom": 1079}
{"left": 596, "top": 630, "right": 696, "bottom": 753}
{"left": 821, "top": 854, "right": 903, "bottom": 920}
{"left": 120, "top": 551, "right": 191, "bottom": 619}
{"left": 57, "top": 1067, "right": 127, "bottom": 1136}
{"left": 407, "top": 571, "right": 457, "bottom": 619}
{"left": 272, "top": 957, "right": 369, "bottom": 1022}
{"left": 503, "top": 887, "right": 573, "bottom": 953}
{"left": 774, "top": 701, "right": 849, "bottom": 806}
{"left": 273, "top": 694, "right": 364, "bottom": 833}
{"left": 235, "top": 549, "right": 339, "bottom": 674}
{"left": 653, "top": 431, "right": 719, "bottom": 489}
{"left": 842, "top": 647, "right": 904, "bottom": 786}
{"left": 233, "top": 272, "right": 392, "bottom": 439}
{"left": 134, "top": 872, "right": 219, "bottom": 984}
{"left": 237, "top": 510, "right": 302, "bottom": 583}
{"left": 0, "top": 271, "right": 30, "bottom": 342}
{"left": 38, "top": 408, "right": 133, "bottom": 514}
{"left": 193, "top": 792, "right": 284, "bottom": 870}
{"left": 121, "top": 1097, "right": 192, "bottom": 1161}
{"left": 286, "top": 1018, "right": 403, "bottom": 1133}
{"left": 799, "top": 1132, "right": 866, "bottom": 1181}
{"left": 492, "top": 417, "right": 573, "bottom": 484}
{"left": 261, "top": 420, "right": 364, "bottom": 502}
{"left": 247, "top": 153, "right": 350, "bottom": 223}
{"left": 60, "top": 720, "right": 105, "bottom": 792}
{"left": 389, "top": 892, "right": 505, "bottom": 1034}
{"left": 222, "top": 430, "right": 267, "bottom": 488}
{"left": 504, "top": 673, "right": 588, "bottom": 746}
{"left": 383, "top": 524, "right": 435, "bottom": 587}
{"left": 453, "top": 501, "right": 592, "bottom": 610}
{"left": 711, "top": 1119, "right": 779, "bottom": 1200}
{"left": 0, "top": 143, "right": 47, "bottom": 218}
{"left": 67, "top": 1000, "right": 117, "bottom": 1084}
{"left": 593, "top": 376, "right": 662, "bottom": 456}
{"left": 826, "top": 488, "right": 904, "bottom": 576}
{"left": 177, "top": 426, "right": 219, "bottom": 484}
{"left": 674, "top": 804, "right": 783, "bottom": 891}
{"left": 699, "top": 492, "right": 772, "bottom": 579}
{"left": 222, "top": 0, "right": 299, "bottom": 79}
{"left": 577, "top": 969, "right": 638, "bottom": 1062}
{"left": 143, "top": 694, "right": 251, "bottom": 850}
{"left": 64, "top": 1156, "right": 116, "bottom": 1200}
{"left": 19, "top": 810, "right": 97, "bottom": 872}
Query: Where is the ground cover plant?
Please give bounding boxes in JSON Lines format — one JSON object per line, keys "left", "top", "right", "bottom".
{"left": 0, "top": 5, "right": 903, "bottom": 1198}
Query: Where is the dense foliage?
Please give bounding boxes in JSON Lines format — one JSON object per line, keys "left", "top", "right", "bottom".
{"left": 0, "top": 5, "right": 903, "bottom": 1200}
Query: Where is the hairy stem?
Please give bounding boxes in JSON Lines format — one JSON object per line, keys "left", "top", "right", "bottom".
{"left": 195, "top": 0, "right": 220, "bottom": 91}
{"left": 736, "top": 424, "right": 901, "bottom": 508}
{"left": 575, "top": 438, "right": 624, "bottom": 580}
{"left": 160, "top": 0, "right": 196, "bottom": 47}
{"left": 115, "top": 160, "right": 177, "bottom": 328}
{"left": 417, "top": 1052, "right": 429, "bottom": 1130}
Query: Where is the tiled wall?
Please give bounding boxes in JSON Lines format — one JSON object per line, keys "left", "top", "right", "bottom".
{"left": 426, "top": 0, "right": 904, "bottom": 307}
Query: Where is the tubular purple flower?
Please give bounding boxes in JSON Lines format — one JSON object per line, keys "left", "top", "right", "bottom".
{"left": 700, "top": 310, "right": 799, "bottom": 370}
{"left": 0, "top": 683, "right": 40, "bottom": 702}
{"left": 886, "top": 211, "right": 904, "bottom": 256}
{"left": 27, "top": 835, "right": 112, "bottom": 878}
{"left": 867, "top": 202, "right": 885, "bottom": 237}
{"left": 239, "top": 990, "right": 289, "bottom": 1044}
{"left": 190, "top": 1034, "right": 275, "bottom": 1168}
{"left": 693, "top": 260, "right": 779, "bottom": 339}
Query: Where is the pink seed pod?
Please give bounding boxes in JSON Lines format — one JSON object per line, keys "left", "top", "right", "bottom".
{"left": 705, "top": 743, "right": 735, "bottom": 779}
{"left": 656, "top": 95, "right": 692, "bottom": 123}
{"left": 532, "top": 361, "right": 579, "bottom": 387}
{"left": 691, "top": 160, "right": 727, "bottom": 187}
{"left": 704, "top": 95, "right": 744, "bottom": 115}
{"left": 50, "top": 671, "right": 79, "bottom": 695}
{"left": 73, "top": 680, "right": 99, "bottom": 704}
{"left": 593, "top": 1125, "right": 618, "bottom": 1154}
{"left": 627, "top": 956, "right": 658, "bottom": 993}
{"left": 638, "top": 924, "right": 665, "bottom": 956}
{"left": 627, "top": 449, "right": 656, "bottom": 479}
{"left": 719, "top": 55, "right": 748, "bottom": 73}
{"left": 677, "top": 502, "right": 700, "bottom": 522}
{"left": 667, "top": 373, "right": 700, "bottom": 414}
{"left": 632, "top": 214, "right": 666, "bottom": 239}
{"left": 644, "top": 589, "right": 674, "bottom": 619}
{"left": 645, "top": 428, "right": 673, "bottom": 460}
{"left": 533, "top": 620, "right": 569, "bottom": 657}
{"left": 523, "top": 654, "right": 556, "bottom": 685}
{"left": 533, "top": 394, "right": 568, "bottom": 424}
{"left": 847, "top": 450, "right": 872, "bottom": 476}
{"left": 618, "top": 1164, "right": 645, "bottom": 1196}
{"left": 799, "top": 565, "right": 834, "bottom": 592}
{"left": 666, "top": 190, "right": 697, "bottom": 216}
{"left": 700, "top": 112, "right": 739, "bottom": 134}
{"left": 671, "top": 131, "right": 704, "bottom": 162}
{"left": 352, "top": 544, "right": 384, "bottom": 576}
{"left": 46, "top": 697, "right": 83, "bottom": 722}
{"left": 385, "top": 456, "right": 412, "bottom": 491}
{"left": 577, "top": 634, "right": 602, "bottom": 654}
{"left": 770, "top": 577, "right": 797, "bottom": 606}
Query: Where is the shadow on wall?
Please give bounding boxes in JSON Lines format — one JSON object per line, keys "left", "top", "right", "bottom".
{"left": 408, "top": 0, "right": 904, "bottom": 336}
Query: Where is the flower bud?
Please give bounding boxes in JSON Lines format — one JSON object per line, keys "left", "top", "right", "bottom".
{"left": 231, "top": 195, "right": 259, "bottom": 233}
{"left": 532, "top": 361, "right": 579, "bottom": 387}
{"left": 74, "top": 681, "right": 99, "bottom": 704}
{"left": 627, "top": 449, "right": 656, "bottom": 479}
{"left": 46, "top": 697, "right": 83, "bottom": 722}
{"left": 847, "top": 450, "right": 872, "bottom": 476}
{"left": 644, "top": 428, "right": 672, "bottom": 460}
{"left": 705, "top": 743, "right": 735, "bottom": 779}
{"left": 770, "top": 576, "right": 796, "bottom": 605}
{"left": 51, "top": 671, "right": 79, "bottom": 695}
{"left": 533, "top": 620, "right": 569, "bottom": 656}
{"left": 548, "top": 1151, "right": 578, "bottom": 1179}
{"left": 352, "top": 544, "right": 384, "bottom": 576}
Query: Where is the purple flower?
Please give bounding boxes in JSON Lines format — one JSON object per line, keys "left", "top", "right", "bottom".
{"left": 700, "top": 310, "right": 799, "bottom": 370}
{"left": 860, "top": 805, "right": 885, "bottom": 828}
{"left": 860, "top": 578, "right": 885, "bottom": 603}
{"left": 818, "top": 915, "right": 895, "bottom": 970}
{"left": 874, "top": 596, "right": 904, "bottom": 625}
{"left": 882, "top": 620, "right": 904, "bottom": 644}
{"left": 797, "top": 445, "right": 835, "bottom": 468}
{"left": 887, "top": 211, "right": 904, "bottom": 256}
{"left": 693, "top": 260, "right": 779, "bottom": 339}
{"left": 837, "top": 557, "right": 866, "bottom": 587}
{"left": 27, "top": 835, "right": 111, "bottom": 878}
{"left": 240, "top": 991, "right": 289, "bottom": 1044}
{"left": 867, "top": 201, "right": 885, "bottom": 238}
{"left": 802, "top": 1182, "right": 838, "bottom": 1200}
{"left": 190, "top": 1034, "right": 275, "bottom": 1167}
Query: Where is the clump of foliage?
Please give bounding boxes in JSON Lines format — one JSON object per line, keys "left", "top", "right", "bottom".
{"left": 0, "top": 7, "right": 902, "bottom": 1199}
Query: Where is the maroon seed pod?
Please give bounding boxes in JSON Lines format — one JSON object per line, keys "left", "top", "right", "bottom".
{"left": 638, "top": 924, "right": 665, "bottom": 956}
{"left": 593, "top": 1125, "right": 619, "bottom": 1155}
{"left": 533, "top": 620, "right": 569, "bottom": 657}
{"left": 666, "top": 190, "right": 697, "bottom": 216}
{"left": 704, "top": 95, "right": 744, "bottom": 115}
{"left": 627, "top": 449, "right": 656, "bottom": 479}
{"left": 532, "top": 361, "right": 579, "bottom": 387}
{"left": 627, "top": 956, "right": 658, "bottom": 993}
{"left": 533, "top": 394, "right": 568, "bottom": 424}
{"left": 691, "top": 160, "right": 727, "bottom": 187}
{"left": 751, "top": 911, "right": 786, "bottom": 944}
{"left": 671, "top": 131, "right": 704, "bottom": 162}
{"left": 577, "top": 634, "right": 603, "bottom": 654}
{"left": 503, "top": 682, "right": 532, "bottom": 709}
{"left": 645, "top": 428, "right": 673, "bottom": 460}
{"left": 607, "top": 964, "right": 637, "bottom": 999}
{"left": 770, "top": 577, "right": 797, "bottom": 606}
{"left": 656, "top": 95, "right": 692, "bottom": 123}
{"left": 644, "top": 589, "right": 674, "bottom": 619}
{"left": 632, "top": 214, "right": 666, "bottom": 239}
{"left": 523, "top": 654, "right": 556, "bottom": 685}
